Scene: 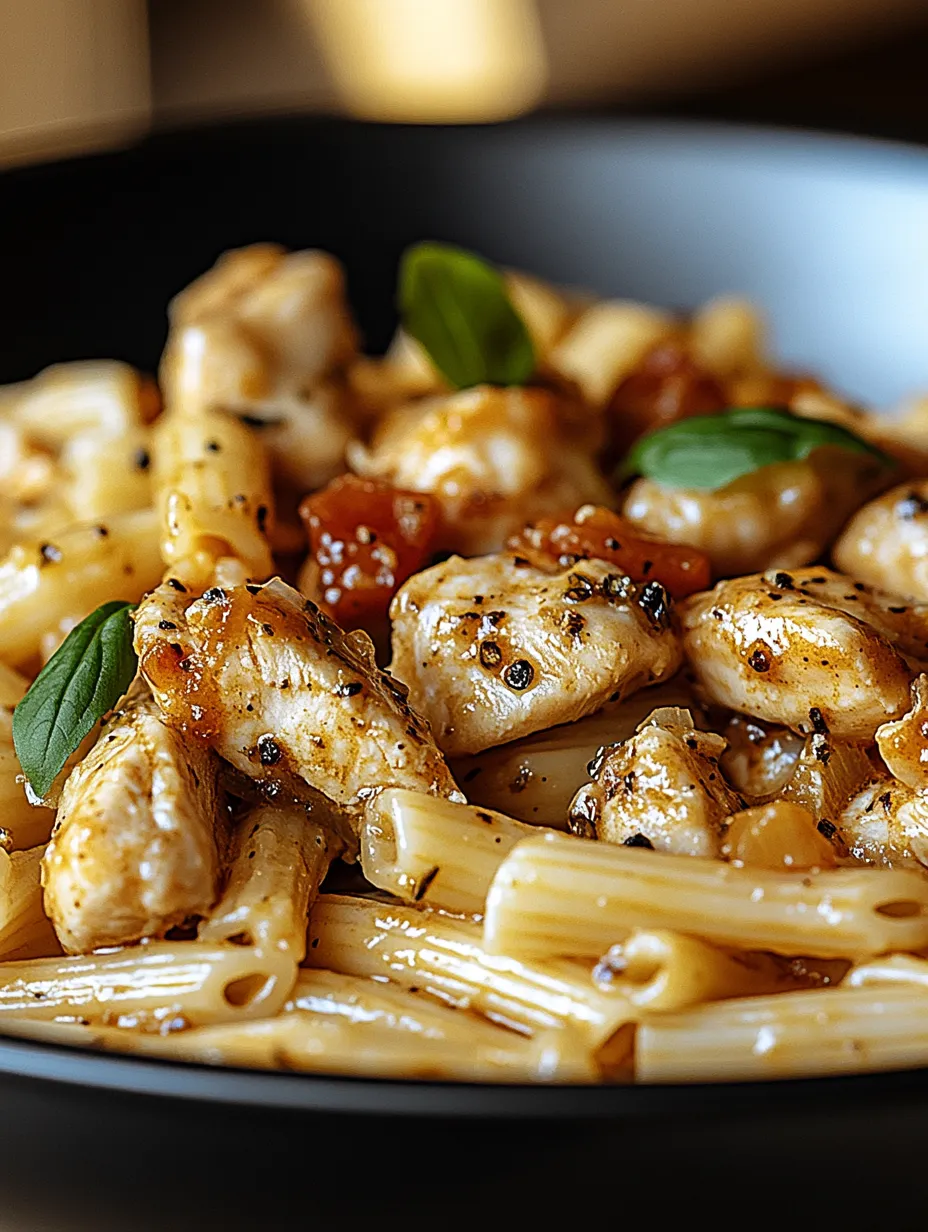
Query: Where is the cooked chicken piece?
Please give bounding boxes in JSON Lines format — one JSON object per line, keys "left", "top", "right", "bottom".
{"left": 779, "top": 734, "right": 876, "bottom": 826}
{"left": 876, "top": 674, "right": 928, "bottom": 789}
{"left": 160, "top": 244, "right": 360, "bottom": 491}
{"left": 451, "top": 675, "right": 699, "bottom": 827}
{"left": 719, "top": 715, "right": 804, "bottom": 801}
{"left": 624, "top": 447, "right": 889, "bottom": 578}
{"left": 349, "top": 385, "right": 611, "bottom": 556}
{"left": 42, "top": 690, "right": 224, "bottom": 954}
{"left": 838, "top": 778, "right": 928, "bottom": 871}
{"left": 134, "top": 577, "right": 461, "bottom": 844}
{"left": 389, "top": 554, "right": 682, "bottom": 758}
{"left": 681, "top": 568, "right": 928, "bottom": 741}
{"left": 568, "top": 707, "right": 741, "bottom": 855}
{"left": 833, "top": 482, "right": 928, "bottom": 604}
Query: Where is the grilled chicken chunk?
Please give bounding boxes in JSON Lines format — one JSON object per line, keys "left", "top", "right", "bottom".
{"left": 389, "top": 553, "right": 682, "bottom": 757}
{"left": 42, "top": 689, "right": 224, "bottom": 954}
{"left": 838, "top": 778, "right": 928, "bottom": 871}
{"left": 160, "top": 244, "right": 360, "bottom": 491}
{"left": 681, "top": 568, "right": 928, "bottom": 741}
{"left": 349, "top": 385, "right": 611, "bottom": 556}
{"left": 568, "top": 707, "right": 742, "bottom": 856}
{"left": 134, "top": 577, "right": 461, "bottom": 843}
{"left": 623, "top": 448, "right": 889, "bottom": 579}
{"left": 833, "top": 481, "right": 928, "bottom": 605}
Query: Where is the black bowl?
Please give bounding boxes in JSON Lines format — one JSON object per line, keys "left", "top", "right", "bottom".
{"left": 3, "top": 116, "right": 928, "bottom": 1227}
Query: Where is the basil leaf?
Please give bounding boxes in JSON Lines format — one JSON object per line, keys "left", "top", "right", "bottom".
{"left": 624, "top": 406, "right": 891, "bottom": 491}
{"left": 399, "top": 242, "right": 535, "bottom": 389}
{"left": 12, "top": 602, "right": 138, "bottom": 798}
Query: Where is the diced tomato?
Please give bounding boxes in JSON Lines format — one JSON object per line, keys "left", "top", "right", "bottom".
{"left": 508, "top": 506, "right": 711, "bottom": 599}
{"left": 606, "top": 341, "right": 727, "bottom": 461}
{"left": 299, "top": 476, "right": 439, "bottom": 630}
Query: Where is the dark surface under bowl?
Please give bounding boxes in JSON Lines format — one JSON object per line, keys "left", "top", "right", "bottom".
{"left": 3, "top": 116, "right": 928, "bottom": 1226}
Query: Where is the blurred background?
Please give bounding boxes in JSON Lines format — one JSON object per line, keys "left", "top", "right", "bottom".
{"left": 3, "top": 0, "right": 928, "bottom": 169}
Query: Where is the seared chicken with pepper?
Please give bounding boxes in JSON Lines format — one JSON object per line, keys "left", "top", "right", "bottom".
{"left": 833, "top": 481, "right": 928, "bottom": 604}
{"left": 569, "top": 707, "right": 743, "bottom": 856}
{"left": 389, "top": 553, "right": 682, "bottom": 756}
{"left": 134, "top": 576, "right": 462, "bottom": 846}
{"left": 42, "top": 689, "right": 224, "bottom": 954}
{"left": 349, "top": 385, "right": 611, "bottom": 555}
{"left": 682, "top": 568, "right": 928, "bottom": 741}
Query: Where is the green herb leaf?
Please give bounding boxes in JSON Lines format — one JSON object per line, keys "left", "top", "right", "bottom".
{"left": 624, "top": 406, "right": 892, "bottom": 491}
{"left": 399, "top": 242, "right": 535, "bottom": 390}
{"left": 12, "top": 602, "right": 138, "bottom": 798}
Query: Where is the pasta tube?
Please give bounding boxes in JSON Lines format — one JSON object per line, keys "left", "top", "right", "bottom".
{"left": 0, "top": 509, "right": 163, "bottom": 667}
{"left": 360, "top": 789, "right": 539, "bottom": 915}
{"left": 199, "top": 803, "right": 335, "bottom": 960}
{"left": 0, "top": 846, "right": 46, "bottom": 959}
{"left": 286, "top": 968, "right": 594, "bottom": 1079}
{"left": 483, "top": 832, "right": 928, "bottom": 960}
{"left": 0, "top": 711, "right": 55, "bottom": 849}
{"left": 636, "top": 986, "right": 928, "bottom": 1082}
{"left": 306, "top": 894, "right": 634, "bottom": 1047}
{"left": 13, "top": 1011, "right": 595, "bottom": 1082}
{"left": 61, "top": 428, "right": 153, "bottom": 520}
{"left": 0, "top": 940, "right": 295, "bottom": 1029}
{"left": 591, "top": 930, "right": 835, "bottom": 1012}
{"left": 153, "top": 407, "right": 273, "bottom": 583}
{"left": 845, "top": 953, "right": 928, "bottom": 990}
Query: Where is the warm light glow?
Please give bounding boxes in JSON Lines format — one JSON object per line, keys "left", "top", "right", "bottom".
{"left": 307, "top": 0, "right": 547, "bottom": 122}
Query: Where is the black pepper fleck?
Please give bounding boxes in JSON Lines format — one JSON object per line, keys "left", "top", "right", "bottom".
{"left": 748, "top": 646, "right": 771, "bottom": 673}
{"left": 479, "top": 641, "right": 503, "bottom": 669}
{"left": 334, "top": 681, "right": 363, "bottom": 698}
{"left": 257, "top": 735, "right": 283, "bottom": 766}
{"left": 503, "top": 659, "right": 534, "bottom": 690}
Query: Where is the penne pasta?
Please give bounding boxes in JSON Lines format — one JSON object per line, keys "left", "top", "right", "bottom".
{"left": 153, "top": 406, "right": 274, "bottom": 584}
{"left": 61, "top": 428, "right": 153, "bottom": 521}
{"left": 360, "top": 789, "right": 539, "bottom": 915}
{"left": 591, "top": 929, "right": 843, "bottom": 1012}
{"left": 199, "top": 802, "right": 335, "bottom": 960}
{"left": 844, "top": 953, "right": 928, "bottom": 990}
{"left": 0, "top": 940, "right": 295, "bottom": 1030}
{"left": 13, "top": 1010, "right": 595, "bottom": 1082}
{"left": 0, "top": 846, "right": 47, "bottom": 960}
{"left": 0, "top": 509, "right": 163, "bottom": 667}
{"left": 483, "top": 832, "right": 928, "bottom": 961}
{"left": 306, "top": 894, "right": 634, "bottom": 1048}
{"left": 0, "top": 710, "right": 55, "bottom": 849}
{"left": 636, "top": 985, "right": 928, "bottom": 1082}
